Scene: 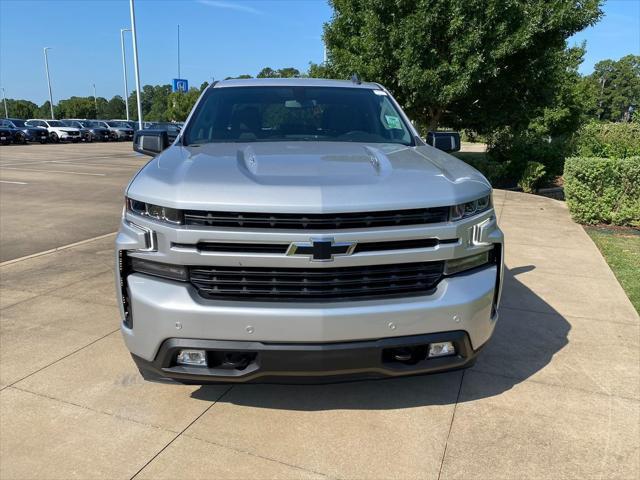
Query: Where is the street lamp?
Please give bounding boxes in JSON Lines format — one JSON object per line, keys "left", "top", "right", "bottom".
{"left": 43, "top": 47, "right": 54, "bottom": 119}
{"left": 1, "top": 87, "right": 7, "bottom": 118}
{"left": 92, "top": 83, "right": 98, "bottom": 117}
{"left": 120, "top": 28, "right": 131, "bottom": 121}
{"left": 129, "top": 0, "right": 143, "bottom": 130}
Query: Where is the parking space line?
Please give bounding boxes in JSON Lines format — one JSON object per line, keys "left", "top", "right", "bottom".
{"left": 52, "top": 161, "right": 141, "bottom": 168}
{"left": 0, "top": 180, "right": 28, "bottom": 185}
{"left": 0, "top": 154, "right": 138, "bottom": 167}
{"left": 0, "top": 167, "right": 106, "bottom": 176}
{"left": 1, "top": 232, "right": 117, "bottom": 266}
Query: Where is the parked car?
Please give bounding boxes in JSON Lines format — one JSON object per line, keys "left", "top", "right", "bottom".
{"left": 142, "top": 122, "right": 182, "bottom": 142}
{"left": 110, "top": 119, "right": 140, "bottom": 131}
{"left": 76, "top": 121, "right": 112, "bottom": 142}
{"left": 0, "top": 126, "right": 14, "bottom": 145}
{"left": 0, "top": 118, "right": 49, "bottom": 144}
{"left": 120, "top": 78, "right": 503, "bottom": 384}
{"left": 60, "top": 120, "right": 94, "bottom": 142}
{"left": 25, "top": 119, "right": 82, "bottom": 143}
{"left": 105, "top": 121, "right": 134, "bottom": 141}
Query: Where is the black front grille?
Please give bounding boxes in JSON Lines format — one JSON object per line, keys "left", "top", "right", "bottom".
{"left": 189, "top": 261, "right": 444, "bottom": 301}
{"left": 183, "top": 207, "right": 449, "bottom": 230}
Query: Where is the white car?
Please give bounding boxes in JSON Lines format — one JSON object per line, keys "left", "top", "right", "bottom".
{"left": 25, "top": 119, "right": 82, "bottom": 143}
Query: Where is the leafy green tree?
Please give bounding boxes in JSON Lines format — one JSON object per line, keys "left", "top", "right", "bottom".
{"left": 587, "top": 55, "right": 640, "bottom": 121}
{"left": 224, "top": 74, "right": 253, "bottom": 80}
{"left": 277, "top": 67, "right": 301, "bottom": 78}
{"left": 57, "top": 96, "right": 96, "bottom": 119}
{"left": 257, "top": 67, "right": 278, "bottom": 78}
{"left": 323, "top": 0, "right": 602, "bottom": 132}
{"left": 95, "top": 97, "right": 109, "bottom": 119}
{"left": 257, "top": 67, "right": 301, "bottom": 78}
{"left": 166, "top": 88, "right": 201, "bottom": 121}
{"left": 105, "top": 96, "right": 126, "bottom": 119}
{"left": 35, "top": 101, "right": 54, "bottom": 119}
{"left": 4, "top": 99, "right": 38, "bottom": 119}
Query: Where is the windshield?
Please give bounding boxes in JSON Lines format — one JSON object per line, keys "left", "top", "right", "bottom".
{"left": 63, "top": 121, "right": 82, "bottom": 127}
{"left": 185, "top": 86, "right": 413, "bottom": 146}
{"left": 11, "top": 120, "right": 26, "bottom": 127}
{"left": 48, "top": 120, "right": 64, "bottom": 127}
{"left": 107, "top": 121, "right": 129, "bottom": 128}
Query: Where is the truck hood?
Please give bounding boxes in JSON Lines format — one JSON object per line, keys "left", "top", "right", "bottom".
{"left": 128, "top": 142, "right": 491, "bottom": 213}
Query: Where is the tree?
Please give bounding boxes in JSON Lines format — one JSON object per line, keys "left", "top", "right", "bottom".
{"left": 323, "top": 0, "right": 602, "bottom": 132}
{"left": 587, "top": 55, "right": 640, "bottom": 121}
{"left": 128, "top": 84, "right": 172, "bottom": 121}
{"left": 166, "top": 88, "right": 201, "bottom": 121}
{"left": 4, "top": 99, "right": 38, "bottom": 119}
{"left": 257, "top": 67, "right": 278, "bottom": 78}
{"left": 105, "top": 95, "right": 126, "bottom": 119}
{"left": 257, "top": 67, "right": 301, "bottom": 78}
{"left": 57, "top": 96, "right": 96, "bottom": 119}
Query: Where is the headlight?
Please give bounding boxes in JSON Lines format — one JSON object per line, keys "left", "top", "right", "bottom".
{"left": 450, "top": 195, "right": 492, "bottom": 221}
{"left": 127, "top": 197, "right": 183, "bottom": 224}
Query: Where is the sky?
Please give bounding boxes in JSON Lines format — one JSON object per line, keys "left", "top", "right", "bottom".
{"left": 1, "top": 0, "right": 639, "bottom": 105}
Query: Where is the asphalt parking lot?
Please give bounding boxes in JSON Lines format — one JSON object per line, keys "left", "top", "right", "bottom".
{"left": 0, "top": 143, "right": 639, "bottom": 479}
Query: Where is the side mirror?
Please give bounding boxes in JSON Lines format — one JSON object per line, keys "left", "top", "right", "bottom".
{"left": 426, "top": 131, "right": 461, "bottom": 153}
{"left": 133, "top": 130, "right": 170, "bottom": 156}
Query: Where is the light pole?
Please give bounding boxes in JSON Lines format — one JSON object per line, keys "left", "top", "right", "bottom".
{"left": 177, "top": 24, "right": 181, "bottom": 79}
{"left": 129, "top": 0, "right": 143, "bottom": 130}
{"left": 92, "top": 83, "right": 98, "bottom": 117}
{"left": 120, "top": 28, "right": 131, "bottom": 121}
{"left": 43, "top": 47, "right": 54, "bottom": 119}
{"left": 1, "top": 88, "right": 7, "bottom": 118}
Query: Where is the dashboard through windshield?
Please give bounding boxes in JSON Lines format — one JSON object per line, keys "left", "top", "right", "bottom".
{"left": 184, "top": 86, "right": 414, "bottom": 146}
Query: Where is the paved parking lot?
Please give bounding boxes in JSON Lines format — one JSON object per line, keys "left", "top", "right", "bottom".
{"left": 0, "top": 142, "right": 145, "bottom": 262}
{"left": 0, "top": 144, "right": 639, "bottom": 479}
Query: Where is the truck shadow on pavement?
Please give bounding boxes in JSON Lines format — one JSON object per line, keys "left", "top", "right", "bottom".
{"left": 192, "top": 266, "right": 571, "bottom": 410}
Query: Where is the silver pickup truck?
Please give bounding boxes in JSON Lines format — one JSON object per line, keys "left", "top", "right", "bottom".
{"left": 116, "top": 78, "right": 503, "bottom": 384}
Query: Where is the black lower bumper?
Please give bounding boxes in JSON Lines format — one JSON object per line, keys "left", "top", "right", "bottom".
{"left": 132, "top": 331, "right": 479, "bottom": 384}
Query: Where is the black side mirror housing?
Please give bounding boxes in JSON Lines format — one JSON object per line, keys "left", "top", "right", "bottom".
{"left": 426, "top": 131, "right": 461, "bottom": 153}
{"left": 133, "top": 130, "right": 170, "bottom": 156}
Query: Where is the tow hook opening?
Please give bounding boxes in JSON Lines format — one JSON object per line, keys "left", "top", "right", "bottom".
{"left": 208, "top": 351, "right": 257, "bottom": 371}
{"left": 383, "top": 345, "right": 428, "bottom": 365}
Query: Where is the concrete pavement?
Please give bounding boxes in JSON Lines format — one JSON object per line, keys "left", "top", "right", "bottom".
{"left": 1, "top": 186, "right": 638, "bottom": 478}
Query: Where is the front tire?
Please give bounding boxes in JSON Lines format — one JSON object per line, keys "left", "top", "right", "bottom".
{"left": 50, "top": 132, "right": 60, "bottom": 143}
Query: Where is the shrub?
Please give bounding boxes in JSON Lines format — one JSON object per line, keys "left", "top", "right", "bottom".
{"left": 452, "top": 152, "right": 510, "bottom": 187}
{"left": 575, "top": 122, "right": 640, "bottom": 158}
{"left": 564, "top": 156, "right": 640, "bottom": 227}
{"left": 518, "top": 161, "right": 547, "bottom": 193}
{"left": 487, "top": 129, "right": 571, "bottom": 185}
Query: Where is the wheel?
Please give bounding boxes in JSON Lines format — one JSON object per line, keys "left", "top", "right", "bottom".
{"left": 50, "top": 132, "right": 60, "bottom": 143}
{"left": 15, "top": 133, "right": 27, "bottom": 145}
{"left": 40, "top": 138, "right": 48, "bottom": 144}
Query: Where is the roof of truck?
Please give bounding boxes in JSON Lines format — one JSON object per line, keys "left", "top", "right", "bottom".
{"left": 213, "top": 77, "right": 381, "bottom": 89}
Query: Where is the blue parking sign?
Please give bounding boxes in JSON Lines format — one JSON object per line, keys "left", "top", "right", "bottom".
{"left": 172, "top": 79, "right": 189, "bottom": 92}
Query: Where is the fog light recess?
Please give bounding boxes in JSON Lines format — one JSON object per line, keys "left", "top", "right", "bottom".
{"left": 176, "top": 349, "right": 207, "bottom": 367}
{"left": 428, "top": 342, "right": 456, "bottom": 358}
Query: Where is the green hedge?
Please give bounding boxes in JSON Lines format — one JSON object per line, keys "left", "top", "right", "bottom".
{"left": 564, "top": 157, "right": 640, "bottom": 227}
{"left": 575, "top": 122, "right": 640, "bottom": 158}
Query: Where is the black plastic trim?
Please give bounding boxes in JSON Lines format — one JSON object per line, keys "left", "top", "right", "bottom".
{"left": 131, "top": 331, "right": 478, "bottom": 384}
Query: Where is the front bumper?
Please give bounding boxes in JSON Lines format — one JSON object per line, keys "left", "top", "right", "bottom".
{"left": 132, "top": 331, "right": 479, "bottom": 384}
{"left": 117, "top": 208, "right": 503, "bottom": 384}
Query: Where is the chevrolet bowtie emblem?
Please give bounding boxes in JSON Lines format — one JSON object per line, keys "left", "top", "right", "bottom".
{"left": 286, "top": 238, "right": 357, "bottom": 262}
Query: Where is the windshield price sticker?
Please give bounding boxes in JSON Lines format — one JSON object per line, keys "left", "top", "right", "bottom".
{"left": 385, "top": 115, "right": 402, "bottom": 129}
